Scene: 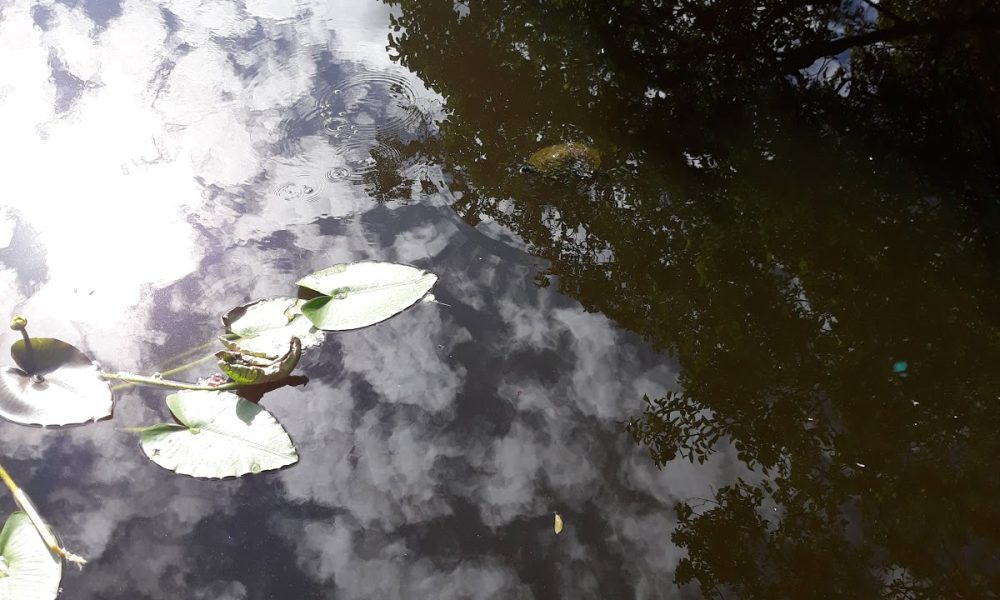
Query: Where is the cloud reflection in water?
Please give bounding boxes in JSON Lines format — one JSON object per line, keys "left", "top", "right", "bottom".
{"left": 0, "top": 0, "right": 747, "bottom": 597}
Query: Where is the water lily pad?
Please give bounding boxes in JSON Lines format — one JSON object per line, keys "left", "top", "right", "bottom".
{"left": 139, "top": 390, "right": 298, "bottom": 479}
{"left": 0, "top": 512, "right": 61, "bottom": 600}
{"left": 0, "top": 339, "right": 112, "bottom": 427}
{"left": 222, "top": 298, "right": 324, "bottom": 357}
{"left": 297, "top": 262, "right": 437, "bottom": 330}
{"left": 216, "top": 337, "right": 301, "bottom": 386}
{"left": 11, "top": 338, "right": 86, "bottom": 376}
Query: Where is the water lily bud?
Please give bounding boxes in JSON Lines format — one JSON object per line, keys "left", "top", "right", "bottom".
{"left": 9, "top": 315, "right": 27, "bottom": 331}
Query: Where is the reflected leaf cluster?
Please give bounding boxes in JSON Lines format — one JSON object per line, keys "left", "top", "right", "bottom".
{"left": 382, "top": 0, "right": 1000, "bottom": 596}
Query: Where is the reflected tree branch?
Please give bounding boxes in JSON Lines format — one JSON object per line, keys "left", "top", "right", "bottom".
{"left": 779, "top": 11, "right": 1000, "bottom": 71}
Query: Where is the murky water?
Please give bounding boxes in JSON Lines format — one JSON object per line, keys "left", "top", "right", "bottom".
{"left": 0, "top": 0, "right": 998, "bottom": 598}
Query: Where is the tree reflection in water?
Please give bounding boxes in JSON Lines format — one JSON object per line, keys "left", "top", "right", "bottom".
{"left": 381, "top": 0, "right": 1000, "bottom": 597}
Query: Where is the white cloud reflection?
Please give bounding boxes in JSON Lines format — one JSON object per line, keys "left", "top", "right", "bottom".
{"left": 272, "top": 517, "right": 534, "bottom": 599}
{"left": 0, "top": 0, "right": 746, "bottom": 597}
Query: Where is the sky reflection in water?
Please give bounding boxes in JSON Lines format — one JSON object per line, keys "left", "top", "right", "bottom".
{"left": 0, "top": 0, "right": 723, "bottom": 597}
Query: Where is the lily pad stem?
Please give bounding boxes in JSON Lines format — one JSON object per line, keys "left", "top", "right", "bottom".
{"left": 109, "top": 335, "right": 238, "bottom": 392}
{"left": 101, "top": 371, "right": 241, "bottom": 391}
{"left": 157, "top": 351, "right": 220, "bottom": 379}
{"left": 0, "top": 460, "right": 87, "bottom": 568}
{"left": 109, "top": 351, "right": 219, "bottom": 393}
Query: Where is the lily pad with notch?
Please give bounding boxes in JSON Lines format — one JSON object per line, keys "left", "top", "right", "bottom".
{"left": 0, "top": 512, "right": 61, "bottom": 600}
{"left": 222, "top": 297, "right": 324, "bottom": 357}
{"left": 138, "top": 390, "right": 298, "bottom": 479}
{"left": 0, "top": 338, "right": 112, "bottom": 427}
{"left": 297, "top": 261, "right": 437, "bottom": 331}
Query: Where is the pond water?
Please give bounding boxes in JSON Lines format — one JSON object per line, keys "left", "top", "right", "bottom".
{"left": 0, "top": 0, "right": 997, "bottom": 598}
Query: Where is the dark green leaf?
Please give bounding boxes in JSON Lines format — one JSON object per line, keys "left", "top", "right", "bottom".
{"left": 0, "top": 338, "right": 112, "bottom": 427}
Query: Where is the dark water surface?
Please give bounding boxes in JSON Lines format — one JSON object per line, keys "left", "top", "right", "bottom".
{"left": 1, "top": 0, "right": 998, "bottom": 598}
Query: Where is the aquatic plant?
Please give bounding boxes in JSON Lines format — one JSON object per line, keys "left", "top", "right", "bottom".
{"left": 0, "top": 262, "right": 438, "bottom": 597}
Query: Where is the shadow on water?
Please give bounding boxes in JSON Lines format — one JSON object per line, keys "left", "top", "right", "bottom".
{"left": 382, "top": 0, "right": 1000, "bottom": 597}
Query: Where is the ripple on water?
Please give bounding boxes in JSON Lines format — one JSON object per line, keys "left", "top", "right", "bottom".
{"left": 322, "top": 116, "right": 351, "bottom": 135}
{"left": 270, "top": 67, "right": 429, "bottom": 197}
{"left": 327, "top": 137, "right": 405, "bottom": 185}
{"left": 314, "top": 68, "right": 428, "bottom": 141}
{"left": 326, "top": 166, "right": 352, "bottom": 182}
{"left": 269, "top": 173, "right": 326, "bottom": 203}
{"left": 271, "top": 68, "right": 427, "bottom": 163}
{"left": 272, "top": 114, "right": 320, "bottom": 157}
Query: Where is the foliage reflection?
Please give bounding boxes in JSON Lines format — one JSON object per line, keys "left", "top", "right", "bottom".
{"left": 382, "top": 0, "right": 1000, "bottom": 597}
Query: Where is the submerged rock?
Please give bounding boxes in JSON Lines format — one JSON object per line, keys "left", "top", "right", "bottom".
{"left": 524, "top": 142, "right": 601, "bottom": 178}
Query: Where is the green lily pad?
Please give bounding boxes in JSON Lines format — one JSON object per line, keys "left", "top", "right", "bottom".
{"left": 0, "top": 339, "right": 112, "bottom": 427}
{"left": 222, "top": 298, "right": 324, "bottom": 357}
{"left": 297, "top": 262, "right": 437, "bottom": 331}
{"left": 216, "top": 336, "right": 301, "bottom": 386}
{"left": 11, "top": 338, "right": 85, "bottom": 376}
{"left": 139, "top": 390, "right": 298, "bottom": 479}
{"left": 0, "top": 512, "right": 61, "bottom": 600}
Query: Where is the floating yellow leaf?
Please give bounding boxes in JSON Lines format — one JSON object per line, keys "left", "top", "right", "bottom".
{"left": 554, "top": 512, "right": 564, "bottom": 535}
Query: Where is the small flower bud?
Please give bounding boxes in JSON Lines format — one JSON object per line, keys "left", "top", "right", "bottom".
{"left": 9, "top": 315, "right": 27, "bottom": 331}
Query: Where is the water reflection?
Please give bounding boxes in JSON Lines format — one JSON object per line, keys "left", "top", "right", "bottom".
{"left": 383, "top": 0, "right": 1000, "bottom": 597}
{"left": 0, "top": 0, "right": 708, "bottom": 598}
